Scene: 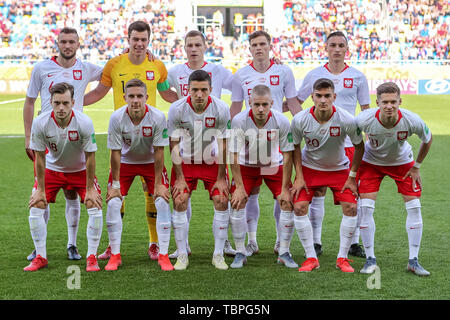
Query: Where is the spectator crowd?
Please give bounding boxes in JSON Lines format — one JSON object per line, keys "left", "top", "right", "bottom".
{"left": 0, "top": 0, "right": 448, "bottom": 63}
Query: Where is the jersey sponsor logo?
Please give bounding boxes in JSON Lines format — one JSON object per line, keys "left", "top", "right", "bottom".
{"left": 205, "top": 117, "right": 216, "bottom": 128}
{"left": 343, "top": 78, "right": 353, "bottom": 88}
{"left": 68, "top": 131, "right": 79, "bottom": 141}
{"left": 330, "top": 126, "right": 341, "bottom": 137}
{"left": 162, "top": 128, "right": 168, "bottom": 139}
{"left": 287, "top": 132, "right": 293, "bottom": 143}
{"left": 267, "top": 130, "right": 276, "bottom": 141}
{"left": 397, "top": 131, "right": 408, "bottom": 140}
{"left": 146, "top": 71, "right": 155, "bottom": 80}
{"left": 270, "top": 75, "right": 280, "bottom": 86}
{"left": 91, "top": 133, "right": 96, "bottom": 144}
{"left": 142, "top": 126, "right": 153, "bottom": 137}
{"left": 73, "top": 70, "right": 82, "bottom": 80}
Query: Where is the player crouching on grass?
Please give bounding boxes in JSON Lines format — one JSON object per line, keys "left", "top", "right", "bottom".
{"left": 228, "top": 84, "right": 299, "bottom": 269}
{"left": 290, "top": 78, "right": 365, "bottom": 273}
{"left": 355, "top": 82, "right": 432, "bottom": 276}
{"left": 24, "top": 82, "right": 103, "bottom": 272}
{"left": 168, "top": 70, "right": 231, "bottom": 271}
{"left": 105, "top": 79, "right": 173, "bottom": 271}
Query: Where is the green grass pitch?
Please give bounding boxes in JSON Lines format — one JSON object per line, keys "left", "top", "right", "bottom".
{"left": 0, "top": 93, "right": 449, "bottom": 300}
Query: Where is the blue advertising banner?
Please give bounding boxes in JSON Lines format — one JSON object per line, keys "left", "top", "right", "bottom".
{"left": 418, "top": 79, "right": 450, "bottom": 95}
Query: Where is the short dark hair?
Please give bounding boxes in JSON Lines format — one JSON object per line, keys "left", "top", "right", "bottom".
{"left": 128, "top": 21, "right": 151, "bottom": 39}
{"left": 376, "top": 82, "right": 401, "bottom": 98}
{"left": 249, "top": 30, "right": 271, "bottom": 44}
{"left": 185, "top": 30, "right": 206, "bottom": 44}
{"left": 188, "top": 70, "right": 211, "bottom": 86}
{"left": 326, "top": 31, "right": 348, "bottom": 43}
{"left": 313, "top": 78, "right": 335, "bottom": 92}
{"left": 124, "top": 78, "right": 147, "bottom": 93}
{"left": 50, "top": 82, "right": 74, "bottom": 99}
{"left": 58, "top": 27, "right": 79, "bottom": 40}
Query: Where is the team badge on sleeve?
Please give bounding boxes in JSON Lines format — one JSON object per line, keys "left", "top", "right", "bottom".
{"left": 142, "top": 126, "right": 153, "bottom": 137}
{"left": 73, "top": 70, "right": 82, "bottom": 80}
{"left": 205, "top": 117, "right": 216, "bottom": 128}
{"left": 330, "top": 127, "right": 341, "bottom": 137}
{"left": 343, "top": 78, "right": 353, "bottom": 88}
{"left": 397, "top": 131, "right": 408, "bottom": 140}
{"left": 68, "top": 131, "right": 79, "bottom": 141}
{"left": 162, "top": 128, "right": 168, "bottom": 139}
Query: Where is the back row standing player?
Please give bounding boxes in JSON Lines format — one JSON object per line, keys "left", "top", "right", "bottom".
{"left": 294, "top": 31, "right": 370, "bottom": 257}
{"left": 230, "top": 30, "right": 302, "bottom": 257}
{"left": 83, "top": 21, "right": 178, "bottom": 261}
{"left": 23, "top": 27, "right": 103, "bottom": 262}
{"left": 166, "top": 30, "right": 236, "bottom": 258}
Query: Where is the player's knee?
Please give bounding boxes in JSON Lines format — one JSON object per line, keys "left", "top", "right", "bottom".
{"left": 173, "top": 197, "right": 188, "bottom": 212}
{"left": 314, "top": 187, "right": 327, "bottom": 197}
{"left": 85, "top": 199, "right": 96, "bottom": 209}
{"left": 278, "top": 199, "right": 293, "bottom": 212}
{"left": 342, "top": 202, "right": 357, "bottom": 216}
{"left": 32, "top": 201, "right": 47, "bottom": 209}
{"left": 213, "top": 196, "right": 228, "bottom": 211}
{"left": 293, "top": 203, "right": 308, "bottom": 216}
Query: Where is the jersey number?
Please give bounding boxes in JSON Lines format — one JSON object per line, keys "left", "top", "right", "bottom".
{"left": 305, "top": 137, "right": 320, "bottom": 147}
{"left": 369, "top": 138, "right": 379, "bottom": 147}
{"left": 49, "top": 143, "right": 58, "bottom": 152}
{"left": 179, "top": 84, "right": 189, "bottom": 96}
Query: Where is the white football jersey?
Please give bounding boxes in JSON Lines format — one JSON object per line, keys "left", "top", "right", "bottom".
{"left": 167, "top": 62, "right": 233, "bottom": 99}
{"left": 168, "top": 95, "right": 230, "bottom": 164}
{"left": 231, "top": 62, "right": 297, "bottom": 112}
{"left": 297, "top": 63, "right": 370, "bottom": 115}
{"left": 107, "top": 105, "right": 169, "bottom": 164}
{"left": 26, "top": 57, "right": 103, "bottom": 112}
{"left": 230, "top": 109, "right": 294, "bottom": 167}
{"left": 296, "top": 63, "right": 370, "bottom": 148}
{"left": 356, "top": 108, "right": 432, "bottom": 166}
{"left": 291, "top": 106, "right": 363, "bottom": 171}
{"left": 30, "top": 110, "right": 97, "bottom": 172}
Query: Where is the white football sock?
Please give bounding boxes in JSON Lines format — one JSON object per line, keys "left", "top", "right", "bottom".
{"left": 338, "top": 215, "right": 358, "bottom": 259}
{"left": 172, "top": 209, "right": 188, "bottom": 255}
{"left": 294, "top": 214, "right": 317, "bottom": 259}
{"left": 106, "top": 197, "right": 123, "bottom": 255}
{"left": 309, "top": 196, "right": 325, "bottom": 245}
{"left": 405, "top": 199, "right": 423, "bottom": 260}
{"left": 155, "top": 197, "right": 171, "bottom": 255}
{"left": 245, "top": 194, "right": 259, "bottom": 242}
{"left": 230, "top": 208, "right": 247, "bottom": 254}
{"left": 359, "top": 198, "right": 376, "bottom": 258}
{"left": 43, "top": 204, "right": 50, "bottom": 225}
{"left": 65, "top": 197, "right": 80, "bottom": 248}
{"left": 29, "top": 207, "right": 47, "bottom": 259}
{"left": 351, "top": 199, "right": 362, "bottom": 245}
{"left": 86, "top": 208, "right": 103, "bottom": 257}
{"left": 213, "top": 209, "right": 229, "bottom": 256}
{"left": 278, "top": 210, "right": 295, "bottom": 255}
{"left": 186, "top": 197, "right": 191, "bottom": 247}
{"left": 273, "top": 199, "right": 281, "bottom": 242}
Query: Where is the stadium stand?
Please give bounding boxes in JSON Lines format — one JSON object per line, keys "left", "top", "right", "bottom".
{"left": 0, "top": 0, "right": 448, "bottom": 63}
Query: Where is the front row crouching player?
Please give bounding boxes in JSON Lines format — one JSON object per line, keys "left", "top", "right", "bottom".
{"left": 355, "top": 82, "right": 432, "bottom": 276}
{"left": 290, "top": 78, "right": 364, "bottom": 273}
{"left": 168, "top": 70, "right": 231, "bottom": 271}
{"left": 229, "top": 85, "right": 298, "bottom": 269}
{"left": 105, "top": 79, "right": 173, "bottom": 271}
{"left": 25, "top": 82, "right": 103, "bottom": 272}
